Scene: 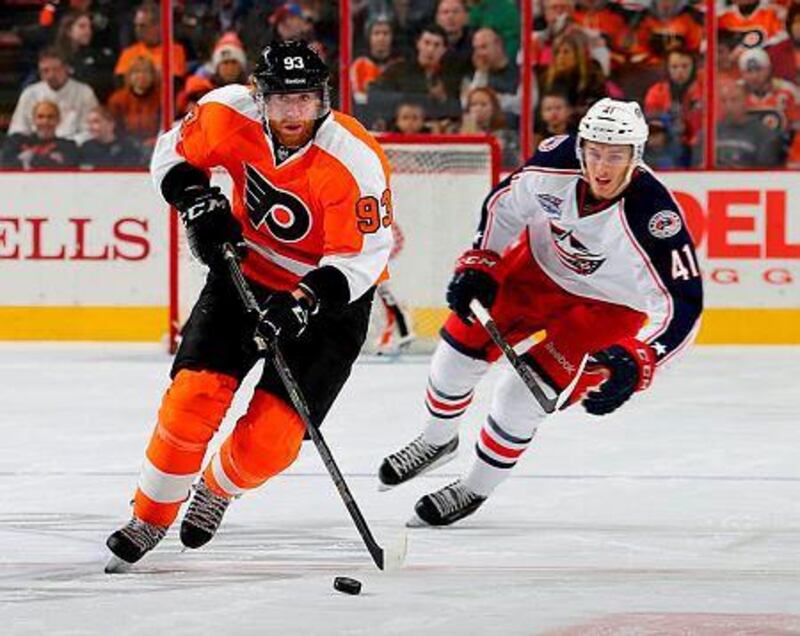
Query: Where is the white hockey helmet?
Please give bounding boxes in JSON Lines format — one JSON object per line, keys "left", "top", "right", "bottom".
{"left": 576, "top": 98, "right": 649, "bottom": 172}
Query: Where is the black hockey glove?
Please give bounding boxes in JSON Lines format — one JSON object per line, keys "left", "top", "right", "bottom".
{"left": 583, "top": 338, "right": 656, "bottom": 416}
{"left": 175, "top": 185, "right": 243, "bottom": 269}
{"left": 257, "top": 290, "right": 317, "bottom": 342}
{"left": 446, "top": 249, "right": 505, "bottom": 323}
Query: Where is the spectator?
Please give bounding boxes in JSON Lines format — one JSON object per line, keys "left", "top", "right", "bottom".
{"left": 268, "top": 2, "right": 316, "bottom": 43}
{"left": 630, "top": 0, "right": 703, "bottom": 68}
{"left": 2, "top": 100, "right": 79, "bottom": 169}
{"left": 351, "top": 16, "right": 401, "bottom": 105}
{"left": 114, "top": 2, "right": 187, "bottom": 83}
{"left": 176, "top": 75, "right": 215, "bottom": 118}
{"left": 643, "top": 116, "right": 685, "bottom": 168}
{"left": 370, "top": 23, "right": 463, "bottom": 122}
{"left": 79, "top": 105, "right": 144, "bottom": 168}
{"left": 719, "top": 0, "right": 790, "bottom": 75}
{"left": 108, "top": 56, "right": 161, "bottom": 149}
{"left": 739, "top": 47, "right": 800, "bottom": 150}
{"left": 8, "top": 47, "right": 98, "bottom": 142}
{"left": 391, "top": 101, "right": 430, "bottom": 133}
{"left": 208, "top": 32, "right": 249, "bottom": 85}
{"left": 574, "top": 0, "right": 632, "bottom": 72}
{"left": 533, "top": 90, "right": 577, "bottom": 148}
{"left": 436, "top": 0, "right": 473, "bottom": 76}
{"left": 55, "top": 9, "right": 116, "bottom": 102}
{"left": 466, "top": 0, "right": 520, "bottom": 59}
{"left": 532, "top": 0, "right": 611, "bottom": 77}
{"left": 717, "top": 31, "right": 742, "bottom": 87}
{"left": 716, "top": 81, "right": 783, "bottom": 168}
{"left": 643, "top": 49, "right": 703, "bottom": 166}
{"left": 463, "top": 27, "right": 520, "bottom": 121}
{"left": 460, "top": 86, "right": 519, "bottom": 166}
{"left": 539, "top": 31, "right": 615, "bottom": 119}
{"left": 787, "top": 3, "right": 800, "bottom": 85}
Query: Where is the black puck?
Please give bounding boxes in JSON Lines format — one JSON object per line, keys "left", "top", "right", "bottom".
{"left": 333, "top": 576, "right": 362, "bottom": 595}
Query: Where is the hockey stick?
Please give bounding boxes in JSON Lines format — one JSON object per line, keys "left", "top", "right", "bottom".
{"left": 469, "top": 299, "right": 586, "bottom": 414}
{"left": 221, "top": 243, "right": 407, "bottom": 571}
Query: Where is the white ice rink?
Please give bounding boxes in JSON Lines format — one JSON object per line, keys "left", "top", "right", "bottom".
{"left": 1, "top": 344, "right": 799, "bottom": 635}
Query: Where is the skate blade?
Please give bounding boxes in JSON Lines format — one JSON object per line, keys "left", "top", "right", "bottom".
{"left": 377, "top": 447, "right": 459, "bottom": 492}
{"left": 104, "top": 553, "right": 133, "bottom": 574}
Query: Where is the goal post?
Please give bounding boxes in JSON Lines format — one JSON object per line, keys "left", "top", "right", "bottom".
{"left": 169, "top": 134, "right": 501, "bottom": 354}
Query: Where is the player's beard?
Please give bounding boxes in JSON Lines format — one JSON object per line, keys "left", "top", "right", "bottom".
{"left": 269, "top": 119, "right": 316, "bottom": 148}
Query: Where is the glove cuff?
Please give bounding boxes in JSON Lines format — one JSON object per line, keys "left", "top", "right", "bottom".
{"left": 161, "top": 162, "right": 211, "bottom": 206}
{"left": 299, "top": 266, "right": 350, "bottom": 312}
{"left": 454, "top": 249, "right": 505, "bottom": 282}
{"left": 615, "top": 337, "right": 656, "bottom": 391}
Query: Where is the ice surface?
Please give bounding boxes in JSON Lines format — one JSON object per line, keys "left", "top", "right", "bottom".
{"left": 1, "top": 344, "right": 799, "bottom": 635}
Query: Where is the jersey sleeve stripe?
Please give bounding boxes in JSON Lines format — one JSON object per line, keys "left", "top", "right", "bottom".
{"left": 478, "top": 183, "right": 512, "bottom": 249}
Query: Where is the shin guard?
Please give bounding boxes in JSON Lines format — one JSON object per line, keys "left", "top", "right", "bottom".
{"left": 134, "top": 370, "right": 237, "bottom": 527}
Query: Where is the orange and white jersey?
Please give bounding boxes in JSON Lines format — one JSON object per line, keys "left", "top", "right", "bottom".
{"left": 718, "top": 4, "right": 789, "bottom": 49}
{"left": 151, "top": 84, "right": 394, "bottom": 302}
{"left": 742, "top": 77, "right": 800, "bottom": 134}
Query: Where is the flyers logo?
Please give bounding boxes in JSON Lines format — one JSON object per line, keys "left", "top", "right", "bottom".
{"left": 244, "top": 164, "right": 311, "bottom": 242}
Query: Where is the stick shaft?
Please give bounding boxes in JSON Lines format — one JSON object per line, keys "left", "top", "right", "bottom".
{"left": 221, "top": 244, "right": 386, "bottom": 570}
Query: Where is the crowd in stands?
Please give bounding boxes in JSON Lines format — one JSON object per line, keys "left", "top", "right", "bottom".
{"left": 3, "top": 0, "right": 800, "bottom": 170}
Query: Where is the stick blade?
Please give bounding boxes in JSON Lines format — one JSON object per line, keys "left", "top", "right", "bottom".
{"left": 380, "top": 532, "right": 408, "bottom": 571}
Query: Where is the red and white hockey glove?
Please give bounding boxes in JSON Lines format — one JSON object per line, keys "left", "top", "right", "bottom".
{"left": 580, "top": 338, "right": 656, "bottom": 416}
{"left": 446, "top": 249, "right": 505, "bottom": 323}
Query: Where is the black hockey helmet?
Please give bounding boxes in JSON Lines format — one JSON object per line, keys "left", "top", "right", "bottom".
{"left": 252, "top": 40, "right": 329, "bottom": 96}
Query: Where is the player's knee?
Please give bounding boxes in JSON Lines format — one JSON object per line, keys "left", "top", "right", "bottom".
{"left": 157, "top": 369, "right": 238, "bottom": 443}
{"left": 490, "top": 368, "right": 545, "bottom": 435}
{"left": 241, "top": 391, "right": 305, "bottom": 473}
{"left": 430, "top": 339, "right": 490, "bottom": 395}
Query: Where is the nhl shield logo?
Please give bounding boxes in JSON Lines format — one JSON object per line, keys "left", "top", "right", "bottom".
{"left": 648, "top": 209, "right": 682, "bottom": 239}
{"left": 536, "top": 193, "right": 563, "bottom": 219}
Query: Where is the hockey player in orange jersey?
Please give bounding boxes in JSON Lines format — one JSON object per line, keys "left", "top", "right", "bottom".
{"left": 105, "top": 41, "right": 393, "bottom": 570}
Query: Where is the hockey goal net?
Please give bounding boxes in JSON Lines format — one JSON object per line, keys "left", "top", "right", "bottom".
{"left": 170, "top": 134, "right": 500, "bottom": 354}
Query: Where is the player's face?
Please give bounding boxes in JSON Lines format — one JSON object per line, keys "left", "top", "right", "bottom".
{"left": 582, "top": 141, "right": 633, "bottom": 200}
{"left": 266, "top": 91, "right": 322, "bottom": 147}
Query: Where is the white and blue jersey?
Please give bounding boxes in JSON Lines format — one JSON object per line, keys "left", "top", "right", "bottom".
{"left": 474, "top": 134, "right": 704, "bottom": 366}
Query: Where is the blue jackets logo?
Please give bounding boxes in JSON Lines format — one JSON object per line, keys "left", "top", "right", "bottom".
{"left": 550, "top": 222, "right": 606, "bottom": 275}
{"left": 536, "top": 193, "right": 563, "bottom": 219}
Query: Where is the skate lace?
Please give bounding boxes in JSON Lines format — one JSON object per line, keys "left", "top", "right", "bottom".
{"left": 184, "top": 482, "right": 231, "bottom": 534}
{"left": 429, "top": 482, "right": 479, "bottom": 516}
{"left": 387, "top": 435, "right": 437, "bottom": 475}
{"left": 119, "top": 518, "right": 166, "bottom": 552}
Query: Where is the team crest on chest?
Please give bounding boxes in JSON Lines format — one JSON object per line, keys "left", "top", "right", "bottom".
{"left": 536, "top": 193, "right": 563, "bottom": 219}
{"left": 244, "top": 164, "right": 312, "bottom": 243}
{"left": 549, "top": 222, "right": 606, "bottom": 275}
{"left": 648, "top": 209, "right": 682, "bottom": 239}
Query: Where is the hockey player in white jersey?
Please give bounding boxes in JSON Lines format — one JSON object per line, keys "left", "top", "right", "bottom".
{"left": 378, "top": 98, "right": 704, "bottom": 526}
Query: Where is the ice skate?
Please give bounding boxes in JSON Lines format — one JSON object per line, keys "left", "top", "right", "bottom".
{"left": 378, "top": 435, "right": 458, "bottom": 490}
{"left": 105, "top": 517, "right": 168, "bottom": 572}
{"left": 408, "top": 480, "right": 486, "bottom": 527}
{"left": 180, "top": 477, "right": 233, "bottom": 549}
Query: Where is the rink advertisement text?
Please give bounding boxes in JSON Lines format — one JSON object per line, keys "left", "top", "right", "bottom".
{"left": 0, "top": 171, "right": 798, "bottom": 342}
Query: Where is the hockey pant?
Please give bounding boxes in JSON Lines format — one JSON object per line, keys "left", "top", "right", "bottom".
{"left": 423, "top": 238, "right": 647, "bottom": 496}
